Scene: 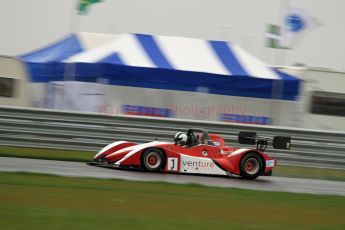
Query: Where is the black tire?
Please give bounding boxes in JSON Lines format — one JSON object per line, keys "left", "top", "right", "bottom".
{"left": 240, "top": 153, "right": 263, "bottom": 179}
{"left": 141, "top": 148, "right": 166, "bottom": 172}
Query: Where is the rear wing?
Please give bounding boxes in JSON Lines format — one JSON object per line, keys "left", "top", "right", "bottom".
{"left": 238, "top": 132, "right": 291, "bottom": 152}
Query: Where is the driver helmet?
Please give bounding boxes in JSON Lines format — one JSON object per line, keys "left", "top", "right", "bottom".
{"left": 174, "top": 132, "right": 188, "bottom": 145}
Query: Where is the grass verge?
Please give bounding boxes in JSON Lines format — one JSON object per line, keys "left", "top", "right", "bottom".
{"left": 1, "top": 145, "right": 345, "bottom": 181}
{"left": 0, "top": 172, "right": 345, "bottom": 230}
{"left": 0, "top": 145, "right": 93, "bottom": 162}
{"left": 274, "top": 165, "right": 345, "bottom": 181}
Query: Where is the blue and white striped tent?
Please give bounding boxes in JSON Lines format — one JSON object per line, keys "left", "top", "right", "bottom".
{"left": 20, "top": 33, "right": 300, "bottom": 100}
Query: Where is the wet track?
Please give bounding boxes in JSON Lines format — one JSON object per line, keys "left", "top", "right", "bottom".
{"left": 1, "top": 157, "right": 345, "bottom": 196}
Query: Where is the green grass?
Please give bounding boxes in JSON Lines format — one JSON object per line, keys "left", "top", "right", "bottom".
{"left": 0, "top": 172, "right": 345, "bottom": 230}
{"left": 1, "top": 145, "right": 345, "bottom": 181}
{"left": 0, "top": 145, "right": 93, "bottom": 162}
{"left": 274, "top": 165, "right": 345, "bottom": 181}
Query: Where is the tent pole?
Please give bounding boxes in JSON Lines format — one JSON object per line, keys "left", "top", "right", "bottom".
{"left": 62, "top": 2, "right": 81, "bottom": 110}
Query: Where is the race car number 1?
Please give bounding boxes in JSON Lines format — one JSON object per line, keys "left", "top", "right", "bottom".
{"left": 167, "top": 157, "right": 178, "bottom": 171}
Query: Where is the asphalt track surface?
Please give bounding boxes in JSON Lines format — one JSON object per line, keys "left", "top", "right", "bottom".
{"left": 1, "top": 157, "right": 345, "bottom": 196}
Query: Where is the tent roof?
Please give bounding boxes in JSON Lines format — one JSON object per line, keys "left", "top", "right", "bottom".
{"left": 19, "top": 33, "right": 301, "bottom": 100}
{"left": 66, "top": 33, "right": 289, "bottom": 80}
{"left": 20, "top": 32, "right": 120, "bottom": 63}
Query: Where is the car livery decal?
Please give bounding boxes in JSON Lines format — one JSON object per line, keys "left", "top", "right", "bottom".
{"left": 95, "top": 141, "right": 128, "bottom": 157}
{"left": 167, "top": 157, "right": 179, "bottom": 171}
{"left": 228, "top": 148, "right": 251, "bottom": 157}
{"left": 179, "top": 154, "right": 227, "bottom": 175}
{"left": 115, "top": 141, "right": 169, "bottom": 165}
{"left": 266, "top": 160, "right": 276, "bottom": 167}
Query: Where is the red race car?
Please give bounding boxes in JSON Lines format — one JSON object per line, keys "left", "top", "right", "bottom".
{"left": 89, "top": 128, "right": 291, "bottom": 179}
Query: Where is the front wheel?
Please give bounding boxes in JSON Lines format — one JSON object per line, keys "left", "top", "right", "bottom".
{"left": 240, "top": 153, "right": 263, "bottom": 179}
{"left": 141, "top": 148, "right": 165, "bottom": 172}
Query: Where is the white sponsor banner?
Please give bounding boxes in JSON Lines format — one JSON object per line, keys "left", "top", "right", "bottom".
{"left": 32, "top": 83, "right": 301, "bottom": 128}
{"left": 100, "top": 85, "right": 300, "bottom": 127}
{"left": 45, "top": 81, "right": 105, "bottom": 112}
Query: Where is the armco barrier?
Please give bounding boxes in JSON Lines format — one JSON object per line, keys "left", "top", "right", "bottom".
{"left": 0, "top": 106, "right": 344, "bottom": 170}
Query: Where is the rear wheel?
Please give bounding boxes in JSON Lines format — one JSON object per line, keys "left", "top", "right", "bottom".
{"left": 141, "top": 148, "right": 165, "bottom": 172}
{"left": 240, "top": 153, "right": 263, "bottom": 179}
